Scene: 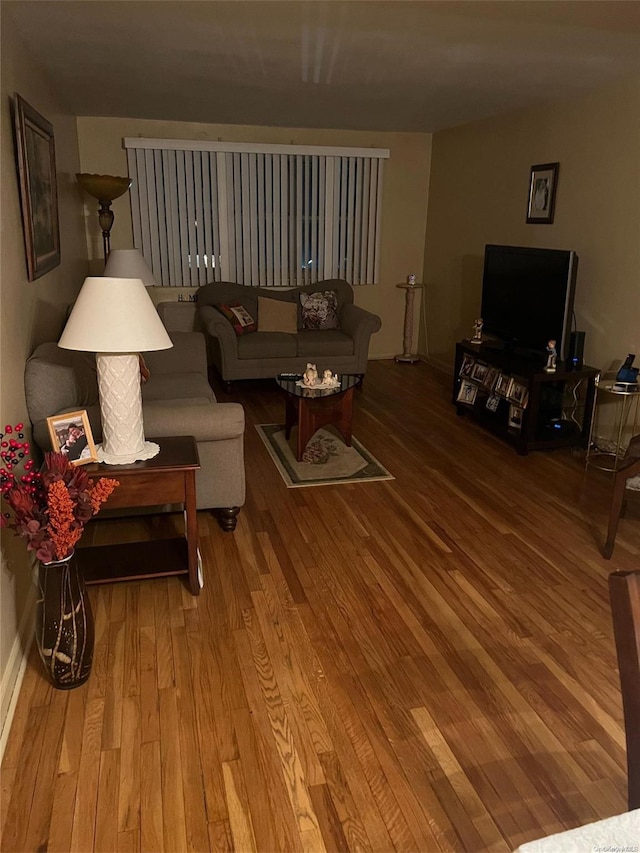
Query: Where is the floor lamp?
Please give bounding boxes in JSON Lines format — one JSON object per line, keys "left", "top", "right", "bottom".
{"left": 76, "top": 174, "right": 132, "bottom": 264}
{"left": 58, "top": 276, "right": 172, "bottom": 464}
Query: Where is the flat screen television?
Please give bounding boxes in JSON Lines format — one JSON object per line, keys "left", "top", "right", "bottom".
{"left": 480, "top": 244, "right": 578, "bottom": 360}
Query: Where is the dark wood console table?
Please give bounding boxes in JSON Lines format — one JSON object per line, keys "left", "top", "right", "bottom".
{"left": 76, "top": 436, "right": 201, "bottom": 595}
{"left": 453, "top": 340, "right": 600, "bottom": 455}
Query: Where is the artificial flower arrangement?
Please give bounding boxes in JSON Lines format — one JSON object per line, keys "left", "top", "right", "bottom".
{"left": 0, "top": 422, "right": 119, "bottom": 563}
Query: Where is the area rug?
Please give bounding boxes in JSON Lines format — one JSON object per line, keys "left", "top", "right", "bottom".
{"left": 256, "top": 424, "right": 395, "bottom": 488}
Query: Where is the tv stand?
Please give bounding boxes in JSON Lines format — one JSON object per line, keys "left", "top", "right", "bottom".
{"left": 453, "top": 340, "right": 599, "bottom": 454}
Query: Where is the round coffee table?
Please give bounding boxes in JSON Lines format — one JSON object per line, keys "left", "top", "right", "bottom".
{"left": 276, "top": 374, "right": 361, "bottom": 461}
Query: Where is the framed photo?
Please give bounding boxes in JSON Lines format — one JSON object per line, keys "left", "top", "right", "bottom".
{"left": 485, "top": 394, "right": 500, "bottom": 413}
{"left": 457, "top": 379, "right": 478, "bottom": 405}
{"left": 47, "top": 410, "right": 97, "bottom": 466}
{"left": 471, "top": 362, "right": 488, "bottom": 383}
{"left": 459, "top": 355, "right": 475, "bottom": 378}
{"left": 12, "top": 93, "right": 61, "bottom": 281}
{"left": 482, "top": 366, "right": 500, "bottom": 391}
{"left": 526, "top": 162, "right": 559, "bottom": 224}
{"left": 508, "top": 404, "right": 524, "bottom": 430}
{"left": 509, "top": 380, "right": 529, "bottom": 408}
{"left": 494, "top": 374, "right": 513, "bottom": 398}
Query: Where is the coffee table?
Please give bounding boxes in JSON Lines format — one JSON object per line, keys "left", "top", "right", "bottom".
{"left": 276, "top": 374, "right": 361, "bottom": 461}
{"left": 76, "top": 435, "right": 202, "bottom": 595}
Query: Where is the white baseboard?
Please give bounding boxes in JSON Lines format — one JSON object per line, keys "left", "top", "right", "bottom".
{"left": 0, "top": 585, "right": 36, "bottom": 762}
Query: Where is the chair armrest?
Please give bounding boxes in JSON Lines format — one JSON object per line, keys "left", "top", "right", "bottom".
{"left": 143, "top": 332, "right": 208, "bottom": 376}
{"left": 142, "top": 401, "right": 245, "bottom": 442}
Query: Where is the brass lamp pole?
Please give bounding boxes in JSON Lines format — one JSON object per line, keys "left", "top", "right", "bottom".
{"left": 76, "top": 173, "right": 132, "bottom": 263}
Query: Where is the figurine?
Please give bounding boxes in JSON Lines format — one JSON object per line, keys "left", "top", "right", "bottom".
{"left": 302, "top": 363, "right": 318, "bottom": 386}
{"left": 470, "top": 318, "right": 483, "bottom": 344}
{"left": 544, "top": 340, "right": 557, "bottom": 373}
{"left": 322, "top": 369, "right": 337, "bottom": 386}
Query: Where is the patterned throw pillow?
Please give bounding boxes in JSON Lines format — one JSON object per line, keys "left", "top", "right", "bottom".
{"left": 299, "top": 290, "right": 339, "bottom": 331}
{"left": 215, "top": 301, "right": 257, "bottom": 335}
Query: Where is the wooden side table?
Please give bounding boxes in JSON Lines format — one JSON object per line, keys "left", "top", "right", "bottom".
{"left": 76, "top": 435, "right": 202, "bottom": 595}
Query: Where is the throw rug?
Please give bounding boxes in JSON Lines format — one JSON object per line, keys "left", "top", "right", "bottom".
{"left": 255, "top": 424, "right": 395, "bottom": 488}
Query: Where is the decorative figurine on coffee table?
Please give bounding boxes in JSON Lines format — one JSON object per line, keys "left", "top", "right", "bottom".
{"left": 322, "top": 369, "right": 339, "bottom": 387}
{"left": 302, "top": 363, "right": 318, "bottom": 386}
{"left": 544, "top": 339, "right": 557, "bottom": 373}
{"left": 470, "top": 318, "right": 483, "bottom": 345}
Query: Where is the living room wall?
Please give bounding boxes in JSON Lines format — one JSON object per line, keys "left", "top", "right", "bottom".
{"left": 0, "top": 16, "right": 88, "bottom": 742}
{"left": 76, "top": 118, "right": 432, "bottom": 360}
{"left": 421, "top": 74, "right": 640, "bottom": 379}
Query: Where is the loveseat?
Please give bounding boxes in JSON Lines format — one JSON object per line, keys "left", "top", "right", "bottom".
{"left": 157, "top": 279, "right": 382, "bottom": 389}
{"left": 24, "top": 331, "right": 245, "bottom": 530}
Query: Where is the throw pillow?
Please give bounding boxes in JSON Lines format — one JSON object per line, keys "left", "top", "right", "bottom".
{"left": 138, "top": 354, "right": 151, "bottom": 384}
{"left": 300, "top": 290, "right": 339, "bottom": 330}
{"left": 258, "top": 297, "right": 297, "bottom": 334}
{"left": 215, "top": 301, "right": 257, "bottom": 336}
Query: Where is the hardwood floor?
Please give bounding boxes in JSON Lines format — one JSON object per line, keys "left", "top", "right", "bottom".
{"left": 2, "top": 359, "right": 639, "bottom": 852}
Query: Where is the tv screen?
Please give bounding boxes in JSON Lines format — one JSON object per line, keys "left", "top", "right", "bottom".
{"left": 480, "top": 245, "right": 578, "bottom": 360}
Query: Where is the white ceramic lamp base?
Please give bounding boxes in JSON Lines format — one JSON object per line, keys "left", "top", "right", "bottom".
{"left": 95, "top": 352, "right": 159, "bottom": 464}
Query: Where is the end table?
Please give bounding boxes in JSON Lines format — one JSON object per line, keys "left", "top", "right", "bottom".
{"left": 76, "top": 435, "right": 202, "bottom": 595}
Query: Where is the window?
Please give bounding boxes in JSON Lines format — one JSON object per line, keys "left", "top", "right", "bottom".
{"left": 125, "top": 138, "right": 389, "bottom": 287}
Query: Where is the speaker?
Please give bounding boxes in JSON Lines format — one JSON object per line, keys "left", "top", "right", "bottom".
{"left": 568, "top": 331, "right": 585, "bottom": 367}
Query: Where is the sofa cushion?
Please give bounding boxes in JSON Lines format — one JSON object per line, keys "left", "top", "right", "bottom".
{"left": 296, "top": 330, "right": 354, "bottom": 357}
{"left": 258, "top": 297, "right": 297, "bottom": 334}
{"left": 238, "top": 331, "right": 297, "bottom": 359}
{"left": 300, "top": 290, "right": 340, "bottom": 330}
{"left": 25, "top": 344, "right": 99, "bottom": 426}
{"left": 215, "top": 301, "right": 257, "bottom": 335}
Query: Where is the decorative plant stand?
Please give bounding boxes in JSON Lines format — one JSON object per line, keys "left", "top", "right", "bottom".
{"left": 395, "top": 282, "right": 424, "bottom": 363}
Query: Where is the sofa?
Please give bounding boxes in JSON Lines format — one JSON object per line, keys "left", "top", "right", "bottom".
{"left": 156, "top": 279, "right": 382, "bottom": 389}
{"left": 24, "top": 331, "right": 245, "bottom": 530}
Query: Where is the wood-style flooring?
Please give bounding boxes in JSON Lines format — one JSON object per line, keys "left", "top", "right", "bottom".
{"left": 2, "top": 359, "right": 639, "bottom": 852}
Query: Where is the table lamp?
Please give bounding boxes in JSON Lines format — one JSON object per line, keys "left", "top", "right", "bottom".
{"left": 58, "top": 277, "right": 172, "bottom": 464}
{"left": 104, "top": 248, "right": 157, "bottom": 286}
{"left": 76, "top": 173, "right": 132, "bottom": 263}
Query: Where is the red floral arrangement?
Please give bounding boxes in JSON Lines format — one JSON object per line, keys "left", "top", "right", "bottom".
{"left": 0, "top": 422, "right": 119, "bottom": 563}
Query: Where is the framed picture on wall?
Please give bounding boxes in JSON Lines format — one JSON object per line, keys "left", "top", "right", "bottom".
{"left": 526, "top": 162, "right": 559, "bottom": 224}
{"left": 12, "top": 93, "right": 61, "bottom": 280}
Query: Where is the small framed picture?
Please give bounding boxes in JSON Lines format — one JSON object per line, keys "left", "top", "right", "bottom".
{"left": 485, "top": 394, "right": 500, "bottom": 413}
{"left": 459, "top": 355, "right": 475, "bottom": 377}
{"left": 457, "top": 379, "right": 478, "bottom": 405}
{"left": 482, "top": 366, "right": 500, "bottom": 391}
{"left": 46, "top": 410, "right": 97, "bottom": 465}
{"left": 509, "top": 381, "right": 529, "bottom": 408}
{"left": 495, "top": 374, "right": 513, "bottom": 397}
{"left": 526, "top": 162, "right": 559, "bottom": 224}
{"left": 508, "top": 404, "right": 524, "bottom": 430}
{"left": 471, "top": 362, "right": 488, "bottom": 383}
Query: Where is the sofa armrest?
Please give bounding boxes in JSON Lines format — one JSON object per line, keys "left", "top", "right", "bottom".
{"left": 198, "top": 305, "right": 239, "bottom": 352}
{"left": 340, "top": 303, "right": 382, "bottom": 341}
{"left": 143, "top": 332, "right": 208, "bottom": 376}
{"left": 142, "top": 400, "right": 245, "bottom": 442}
{"left": 156, "top": 301, "right": 199, "bottom": 332}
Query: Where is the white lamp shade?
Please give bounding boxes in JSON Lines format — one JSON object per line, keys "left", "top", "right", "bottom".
{"left": 103, "top": 249, "right": 158, "bottom": 286}
{"left": 59, "top": 277, "right": 172, "bottom": 353}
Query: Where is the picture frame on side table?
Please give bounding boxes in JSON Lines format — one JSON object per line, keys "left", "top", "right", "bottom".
{"left": 509, "top": 380, "right": 529, "bottom": 408}
{"left": 459, "top": 355, "right": 475, "bottom": 377}
{"left": 508, "top": 404, "right": 524, "bottom": 430}
{"left": 485, "top": 394, "right": 500, "bottom": 413}
{"left": 12, "top": 93, "right": 61, "bottom": 281}
{"left": 482, "top": 366, "right": 500, "bottom": 391}
{"left": 471, "top": 362, "right": 488, "bottom": 383}
{"left": 526, "top": 162, "right": 559, "bottom": 224}
{"left": 495, "top": 374, "right": 513, "bottom": 398}
{"left": 457, "top": 379, "right": 478, "bottom": 405}
{"left": 47, "top": 410, "right": 97, "bottom": 466}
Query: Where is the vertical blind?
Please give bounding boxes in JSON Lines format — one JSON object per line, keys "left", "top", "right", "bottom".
{"left": 124, "top": 138, "right": 389, "bottom": 287}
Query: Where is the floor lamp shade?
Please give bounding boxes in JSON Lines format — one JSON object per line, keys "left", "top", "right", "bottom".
{"left": 58, "top": 277, "right": 172, "bottom": 464}
{"left": 76, "top": 173, "right": 132, "bottom": 263}
{"left": 103, "top": 249, "right": 157, "bottom": 286}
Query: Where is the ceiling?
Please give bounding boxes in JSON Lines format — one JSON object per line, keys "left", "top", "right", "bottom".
{"left": 4, "top": 0, "right": 640, "bottom": 133}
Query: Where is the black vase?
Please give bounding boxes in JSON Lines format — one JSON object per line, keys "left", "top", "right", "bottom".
{"left": 36, "top": 550, "right": 94, "bottom": 689}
